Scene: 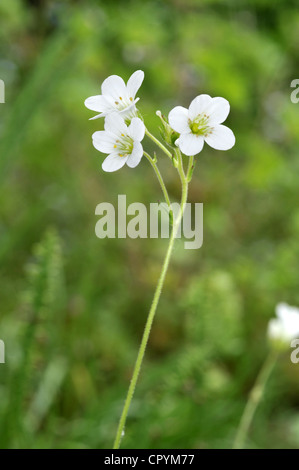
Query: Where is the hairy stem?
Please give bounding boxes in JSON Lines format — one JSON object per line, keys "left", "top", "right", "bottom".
{"left": 143, "top": 151, "right": 172, "bottom": 208}
{"left": 145, "top": 128, "right": 172, "bottom": 159}
{"left": 186, "top": 155, "right": 195, "bottom": 182}
{"left": 113, "top": 154, "right": 189, "bottom": 449}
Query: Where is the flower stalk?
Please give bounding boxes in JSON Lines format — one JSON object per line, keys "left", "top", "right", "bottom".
{"left": 143, "top": 151, "right": 172, "bottom": 209}
{"left": 145, "top": 127, "right": 173, "bottom": 159}
{"left": 84, "top": 70, "right": 235, "bottom": 448}
{"left": 113, "top": 146, "right": 189, "bottom": 449}
{"left": 233, "top": 350, "right": 279, "bottom": 449}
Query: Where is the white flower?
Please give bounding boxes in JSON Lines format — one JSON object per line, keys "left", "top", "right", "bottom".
{"left": 267, "top": 303, "right": 299, "bottom": 344}
{"left": 85, "top": 70, "right": 144, "bottom": 120}
{"left": 92, "top": 113, "right": 145, "bottom": 172}
{"left": 168, "top": 94, "right": 235, "bottom": 156}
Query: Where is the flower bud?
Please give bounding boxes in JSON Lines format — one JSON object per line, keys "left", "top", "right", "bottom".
{"left": 156, "top": 110, "right": 179, "bottom": 147}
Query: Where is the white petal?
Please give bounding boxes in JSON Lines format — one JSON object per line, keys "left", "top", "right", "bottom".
{"left": 84, "top": 95, "right": 110, "bottom": 113}
{"left": 188, "top": 94, "right": 213, "bottom": 120}
{"left": 276, "top": 303, "right": 299, "bottom": 336}
{"left": 89, "top": 113, "right": 106, "bottom": 120}
{"left": 168, "top": 106, "right": 190, "bottom": 133}
{"left": 118, "top": 100, "right": 139, "bottom": 119}
{"left": 276, "top": 303, "right": 289, "bottom": 322}
{"left": 276, "top": 303, "right": 299, "bottom": 320}
{"left": 205, "top": 97, "right": 230, "bottom": 125}
{"left": 104, "top": 113, "right": 128, "bottom": 136}
{"left": 126, "top": 141, "right": 143, "bottom": 168}
{"left": 267, "top": 319, "right": 285, "bottom": 341}
{"left": 127, "top": 70, "right": 144, "bottom": 99}
{"left": 102, "top": 153, "right": 128, "bottom": 172}
{"left": 128, "top": 117, "right": 145, "bottom": 141}
{"left": 205, "top": 125, "right": 235, "bottom": 150}
{"left": 92, "top": 131, "right": 115, "bottom": 153}
{"left": 101, "top": 75, "right": 127, "bottom": 100}
{"left": 176, "top": 133, "right": 204, "bottom": 156}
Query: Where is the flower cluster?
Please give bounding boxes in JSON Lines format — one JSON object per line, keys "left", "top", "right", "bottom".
{"left": 84, "top": 70, "right": 237, "bottom": 449}
{"left": 85, "top": 71, "right": 145, "bottom": 172}
{"left": 85, "top": 70, "right": 235, "bottom": 172}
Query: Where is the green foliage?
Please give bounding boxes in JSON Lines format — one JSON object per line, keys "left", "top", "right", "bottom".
{"left": 0, "top": 229, "right": 66, "bottom": 448}
{"left": 0, "top": 0, "right": 299, "bottom": 449}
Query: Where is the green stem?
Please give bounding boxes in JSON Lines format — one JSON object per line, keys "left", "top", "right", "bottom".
{"left": 143, "top": 152, "right": 172, "bottom": 208}
{"left": 186, "top": 155, "right": 195, "bottom": 182}
{"left": 145, "top": 128, "right": 172, "bottom": 159}
{"left": 175, "top": 147, "right": 186, "bottom": 183}
{"left": 233, "top": 350, "right": 279, "bottom": 449}
{"left": 113, "top": 159, "right": 189, "bottom": 449}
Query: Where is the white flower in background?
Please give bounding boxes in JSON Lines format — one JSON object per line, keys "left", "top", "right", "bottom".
{"left": 92, "top": 113, "right": 145, "bottom": 172}
{"left": 85, "top": 70, "right": 144, "bottom": 120}
{"left": 267, "top": 303, "right": 299, "bottom": 344}
{"left": 168, "top": 94, "right": 235, "bottom": 156}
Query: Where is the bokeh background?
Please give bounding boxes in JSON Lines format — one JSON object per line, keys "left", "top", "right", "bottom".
{"left": 0, "top": 0, "right": 299, "bottom": 449}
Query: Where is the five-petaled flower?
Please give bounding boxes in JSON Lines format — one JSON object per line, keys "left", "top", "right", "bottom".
{"left": 267, "top": 303, "right": 299, "bottom": 344}
{"left": 168, "top": 94, "right": 235, "bottom": 156}
{"left": 92, "top": 114, "right": 145, "bottom": 172}
{"left": 85, "top": 70, "right": 144, "bottom": 120}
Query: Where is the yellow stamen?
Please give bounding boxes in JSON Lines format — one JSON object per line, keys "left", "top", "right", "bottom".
{"left": 130, "top": 97, "right": 133, "bottom": 101}
{"left": 119, "top": 96, "right": 123, "bottom": 100}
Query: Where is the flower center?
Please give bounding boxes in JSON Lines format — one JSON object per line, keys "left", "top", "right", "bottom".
{"left": 190, "top": 114, "right": 212, "bottom": 137}
{"left": 114, "top": 134, "right": 134, "bottom": 157}
{"left": 114, "top": 96, "right": 133, "bottom": 111}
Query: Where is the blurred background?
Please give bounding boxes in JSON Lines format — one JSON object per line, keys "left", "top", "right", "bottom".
{"left": 0, "top": 0, "right": 299, "bottom": 449}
